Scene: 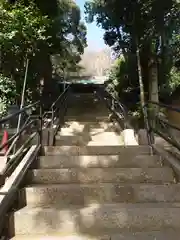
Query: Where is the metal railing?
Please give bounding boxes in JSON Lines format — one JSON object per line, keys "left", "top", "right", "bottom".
{"left": 144, "top": 101, "right": 180, "bottom": 151}
{"left": 0, "top": 86, "right": 70, "bottom": 238}
{"left": 51, "top": 85, "right": 69, "bottom": 128}
{"left": 97, "top": 86, "right": 132, "bottom": 129}
{"left": 43, "top": 86, "right": 69, "bottom": 127}
{"left": 0, "top": 101, "right": 42, "bottom": 178}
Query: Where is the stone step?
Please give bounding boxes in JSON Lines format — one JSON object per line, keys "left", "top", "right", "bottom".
{"left": 10, "top": 230, "right": 180, "bottom": 240}
{"left": 26, "top": 167, "right": 174, "bottom": 184}
{"left": 60, "top": 121, "right": 118, "bottom": 129}
{"left": 64, "top": 116, "right": 110, "bottom": 121}
{"left": 58, "top": 125, "right": 121, "bottom": 136}
{"left": 43, "top": 145, "right": 151, "bottom": 156}
{"left": 37, "top": 155, "right": 160, "bottom": 169}
{"left": 66, "top": 111, "right": 109, "bottom": 115}
{"left": 11, "top": 203, "right": 180, "bottom": 235}
{"left": 55, "top": 133, "right": 123, "bottom": 146}
{"left": 24, "top": 183, "right": 180, "bottom": 206}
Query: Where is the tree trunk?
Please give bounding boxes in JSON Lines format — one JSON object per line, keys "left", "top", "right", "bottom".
{"left": 136, "top": 38, "right": 145, "bottom": 108}
{"left": 136, "top": 37, "right": 152, "bottom": 144}
{"left": 148, "top": 59, "right": 159, "bottom": 104}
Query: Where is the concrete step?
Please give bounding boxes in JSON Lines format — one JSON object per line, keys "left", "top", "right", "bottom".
{"left": 58, "top": 124, "right": 121, "bottom": 136}
{"left": 66, "top": 111, "right": 109, "bottom": 117}
{"left": 24, "top": 183, "right": 180, "bottom": 206}
{"left": 11, "top": 203, "right": 180, "bottom": 235}
{"left": 43, "top": 145, "right": 151, "bottom": 156}
{"left": 10, "top": 230, "right": 180, "bottom": 240}
{"left": 26, "top": 167, "right": 174, "bottom": 184}
{"left": 59, "top": 121, "right": 120, "bottom": 132}
{"left": 55, "top": 132, "right": 123, "bottom": 146}
{"left": 37, "top": 155, "right": 161, "bottom": 169}
{"left": 64, "top": 116, "right": 110, "bottom": 121}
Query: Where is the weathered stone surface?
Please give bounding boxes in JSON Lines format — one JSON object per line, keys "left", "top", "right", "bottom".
{"left": 38, "top": 155, "right": 161, "bottom": 169}
{"left": 43, "top": 145, "right": 151, "bottom": 156}
{"left": 9, "top": 92, "right": 179, "bottom": 239}
{"left": 27, "top": 167, "right": 174, "bottom": 184}
{"left": 12, "top": 203, "right": 180, "bottom": 235}
{"left": 58, "top": 121, "right": 121, "bottom": 135}
{"left": 24, "top": 183, "right": 180, "bottom": 206}
{"left": 121, "top": 129, "right": 138, "bottom": 146}
{"left": 55, "top": 132, "right": 123, "bottom": 146}
{"left": 138, "top": 129, "right": 149, "bottom": 145}
{"left": 11, "top": 230, "right": 180, "bottom": 240}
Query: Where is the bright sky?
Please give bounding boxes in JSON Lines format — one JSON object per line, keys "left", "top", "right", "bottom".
{"left": 75, "top": 0, "right": 107, "bottom": 51}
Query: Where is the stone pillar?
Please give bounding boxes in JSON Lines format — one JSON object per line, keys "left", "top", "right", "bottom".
{"left": 138, "top": 129, "right": 149, "bottom": 145}
{"left": 121, "top": 129, "right": 138, "bottom": 146}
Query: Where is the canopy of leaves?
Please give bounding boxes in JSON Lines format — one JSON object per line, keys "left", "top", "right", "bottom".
{"left": 0, "top": 0, "right": 87, "bottom": 107}
{"left": 85, "top": 0, "right": 180, "bottom": 101}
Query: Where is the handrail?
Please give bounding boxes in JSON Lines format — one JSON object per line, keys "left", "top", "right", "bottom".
{"left": 5, "top": 116, "right": 31, "bottom": 156}
{"left": 0, "top": 119, "right": 35, "bottom": 152}
{"left": 0, "top": 101, "right": 41, "bottom": 157}
{"left": 0, "top": 85, "right": 70, "bottom": 155}
{"left": 146, "top": 101, "right": 180, "bottom": 113}
{"left": 0, "top": 101, "right": 39, "bottom": 125}
{"left": 51, "top": 86, "right": 70, "bottom": 128}
{"left": 0, "top": 145, "right": 40, "bottom": 235}
{"left": 51, "top": 85, "right": 70, "bottom": 109}
{"left": 145, "top": 101, "right": 180, "bottom": 151}
{"left": 97, "top": 86, "right": 132, "bottom": 129}
{"left": 0, "top": 85, "right": 70, "bottom": 238}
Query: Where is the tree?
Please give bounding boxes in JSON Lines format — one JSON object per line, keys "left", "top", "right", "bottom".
{"left": 0, "top": 0, "right": 87, "bottom": 107}
{"left": 85, "top": 0, "right": 180, "bottom": 109}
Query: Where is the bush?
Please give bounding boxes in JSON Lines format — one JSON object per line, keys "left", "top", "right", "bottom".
{"left": 0, "top": 74, "right": 16, "bottom": 116}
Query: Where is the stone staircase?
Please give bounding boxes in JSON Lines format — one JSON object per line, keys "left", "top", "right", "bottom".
{"left": 9, "top": 93, "right": 180, "bottom": 239}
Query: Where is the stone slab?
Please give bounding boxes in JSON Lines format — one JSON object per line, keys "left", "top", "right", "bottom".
{"left": 24, "top": 183, "right": 180, "bottom": 206}
{"left": 27, "top": 167, "right": 174, "bottom": 184}
{"left": 38, "top": 155, "right": 161, "bottom": 169}
{"left": 12, "top": 203, "right": 180, "bottom": 235}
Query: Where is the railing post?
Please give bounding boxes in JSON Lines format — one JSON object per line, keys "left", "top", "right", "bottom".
{"left": 144, "top": 104, "right": 154, "bottom": 145}
{"left": 112, "top": 99, "right": 115, "bottom": 111}
{"left": 51, "top": 107, "right": 54, "bottom": 128}
{"left": 39, "top": 80, "right": 44, "bottom": 148}
{"left": 38, "top": 102, "right": 43, "bottom": 148}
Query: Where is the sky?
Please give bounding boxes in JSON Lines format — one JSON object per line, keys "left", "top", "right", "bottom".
{"left": 75, "top": 0, "right": 107, "bottom": 51}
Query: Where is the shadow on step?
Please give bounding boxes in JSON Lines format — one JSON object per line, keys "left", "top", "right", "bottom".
{"left": 56, "top": 120, "right": 123, "bottom": 146}
{"left": 8, "top": 155, "right": 176, "bottom": 238}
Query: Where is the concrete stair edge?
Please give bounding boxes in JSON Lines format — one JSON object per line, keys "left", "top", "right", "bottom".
{"left": 37, "top": 155, "right": 161, "bottom": 168}
{"left": 23, "top": 183, "right": 180, "bottom": 206}
{"left": 26, "top": 167, "right": 174, "bottom": 184}
{"left": 11, "top": 203, "right": 180, "bottom": 235}
{"left": 11, "top": 230, "right": 180, "bottom": 240}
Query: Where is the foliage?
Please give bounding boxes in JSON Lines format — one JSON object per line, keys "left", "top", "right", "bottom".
{"left": 106, "top": 56, "right": 126, "bottom": 95}
{"left": 160, "top": 67, "right": 180, "bottom": 98}
{"left": 0, "top": 0, "right": 87, "bottom": 109}
{"left": 85, "top": 0, "right": 180, "bottom": 127}
{"left": 0, "top": 1, "right": 51, "bottom": 57}
{"left": 0, "top": 74, "right": 16, "bottom": 115}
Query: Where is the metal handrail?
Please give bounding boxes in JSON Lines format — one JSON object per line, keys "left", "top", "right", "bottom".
{"left": 0, "top": 85, "right": 70, "bottom": 171}
{"left": 0, "top": 101, "right": 41, "bottom": 156}
{"left": 0, "top": 86, "right": 70, "bottom": 238}
{"left": 97, "top": 86, "right": 132, "bottom": 129}
{"left": 0, "top": 119, "right": 35, "bottom": 152}
{"left": 51, "top": 85, "right": 70, "bottom": 109}
{"left": 147, "top": 101, "right": 180, "bottom": 113}
{"left": 51, "top": 86, "right": 70, "bottom": 128}
{"left": 0, "top": 101, "right": 39, "bottom": 125}
{"left": 145, "top": 101, "right": 180, "bottom": 150}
